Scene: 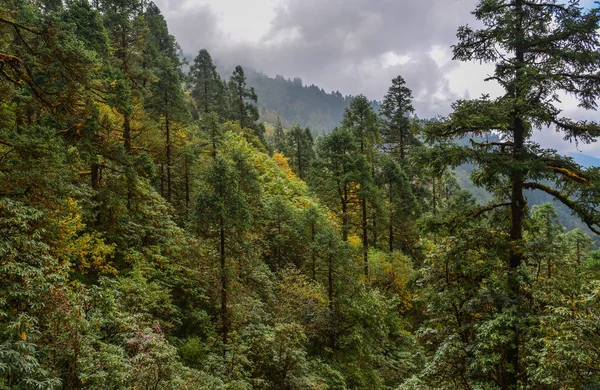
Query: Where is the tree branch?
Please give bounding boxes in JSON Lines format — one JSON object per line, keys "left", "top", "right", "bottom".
{"left": 472, "top": 203, "right": 511, "bottom": 217}
{"left": 0, "top": 17, "right": 40, "bottom": 34}
{"left": 524, "top": 182, "right": 600, "bottom": 235}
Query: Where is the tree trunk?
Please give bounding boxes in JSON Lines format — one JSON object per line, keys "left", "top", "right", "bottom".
{"left": 389, "top": 180, "right": 394, "bottom": 253}
{"left": 123, "top": 114, "right": 132, "bottom": 153}
{"left": 91, "top": 164, "right": 101, "bottom": 190}
{"left": 297, "top": 138, "right": 302, "bottom": 179}
{"left": 160, "top": 163, "right": 164, "bottom": 198}
{"left": 506, "top": 2, "right": 526, "bottom": 385}
{"left": 212, "top": 125, "right": 217, "bottom": 159}
{"left": 311, "top": 223, "right": 316, "bottom": 280}
{"left": 400, "top": 128, "right": 405, "bottom": 161}
{"left": 342, "top": 186, "right": 349, "bottom": 242}
{"left": 432, "top": 177, "right": 437, "bottom": 215}
{"left": 204, "top": 67, "right": 210, "bottom": 114}
{"left": 165, "top": 111, "right": 172, "bottom": 203}
{"left": 362, "top": 196, "right": 368, "bottom": 280}
{"left": 220, "top": 214, "right": 228, "bottom": 347}
{"left": 185, "top": 158, "right": 190, "bottom": 210}
{"left": 328, "top": 246, "right": 335, "bottom": 348}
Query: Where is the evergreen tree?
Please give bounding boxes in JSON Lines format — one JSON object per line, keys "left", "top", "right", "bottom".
{"left": 286, "top": 125, "right": 314, "bottom": 180}
{"left": 426, "top": 0, "right": 600, "bottom": 386}
{"left": 98, "top": 0, "right": 148, "bottom": 153}
{"left": 381, "top": 75, "right": 418, "bottom": 162}
{"left": 145, "top": 6, "right": 189, "bottom": 203}
{"left": 564, "top": 228, "right": 593, "bottom": 265}
{"left": 273, "top": 116, "right": 286, "bottom": 153}
{"left": 193, "top": 156, "right": 252, "bottom": 346}
{"left": 313, "top": 128, "right": 363, "bottom": 242}
{"left": 189, "top": 49, "right": 225, "bottom": 116}
{"left": 378, "top": 155, "right": 416, "bottom": 254}
{"left": 342, "top": 95, "right": 379, "bottom": 158}
{"left": 342, "top": 95, "right": 380, "bottom": 278}
{"left": 229, "top": 66, "right": 260, "bottom": 130}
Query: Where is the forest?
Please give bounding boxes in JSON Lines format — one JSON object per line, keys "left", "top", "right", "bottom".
{"left": 1, "top": 0, "right": 600, "bottom": 389}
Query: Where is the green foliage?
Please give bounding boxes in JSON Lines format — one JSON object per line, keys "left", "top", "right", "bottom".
{"left": 189, "top": 49, "right": 227, "bottom": 119}
{"left": 381, "top": 75, "right": 418, "bottom": 162}
{"left": 2, "top": 1, "right": 600, "bottom": 389}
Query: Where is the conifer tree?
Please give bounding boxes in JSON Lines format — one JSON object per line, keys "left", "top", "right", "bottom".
{"left": 273, "top": 116, "right": 286, "bottom": 153}
{"left": 342, "top": 95, "right": 379, "bottom": 278}
{"left": 193, "top": 156, "right": 251, "bottom": 346}
{"left": 381, "top": 76, "right": 418, "bottom": 162}
{"left": 427, "top": 1, "right": 600, "bottom": 386}
{"left": 99, "top": 0, "right": 148, "bottom": 153}
{"left": 313, "top": 128, "right": 364, "bottom": 242}
{"left": 229, "top": 66, "right": 259, "bottom": 130}
{"left": 145, "top": 6, "right": 189, "bottom": 203}
{"left": 378, "top": 155, "right": 415, "bottom": 253}
{"left": 286, "top": 125, "right": 314, "bottom": 180}
{"left": 189, "top": 49, "right": 224, "bottom": 116}
{"left": 342, "top": 95, "right": 379, "bottom": 158}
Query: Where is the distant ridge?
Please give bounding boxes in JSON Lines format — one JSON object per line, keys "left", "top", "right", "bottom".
{"left": 214, "top": 65, "right": 379, "bottom": 134}
{"left": 569, "top": 152, "right": 600, "bottom": 168}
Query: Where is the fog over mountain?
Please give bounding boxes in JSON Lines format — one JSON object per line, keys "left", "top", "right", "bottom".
{"left": 155, "top": 0, "right": 600, "bottom": 157}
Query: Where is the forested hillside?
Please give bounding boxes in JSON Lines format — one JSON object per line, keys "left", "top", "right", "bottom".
{"left": 215, "top": 68, "right": 380, "bottom": 135}
{"left": 243, "top": 71, "right": 351, "bottom": 134}
{"left": 2, "top": 1, "right": 600, "bottom": 390}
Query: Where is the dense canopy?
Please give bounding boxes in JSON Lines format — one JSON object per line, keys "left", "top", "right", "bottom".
{"left": 1, "top": 1, "right": 600, "bottom": 389}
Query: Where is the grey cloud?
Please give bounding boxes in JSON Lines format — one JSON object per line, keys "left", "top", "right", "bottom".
{"left": 268, "top": 0, "right": 474, "bottom": 56}
{"left": 153, "top": 0, "right": 222, "bottom": 53}
{"left": 154, "top": 0, "right": 599, "bottom": 155}
{"left": 533, "top": 108, "right": 600, "bottom": 157}
{"left": 230, "top": 0, "right": 478, "bottom": 107}
{"left": 155, "top": 0, "right": 478, "bottom": 117}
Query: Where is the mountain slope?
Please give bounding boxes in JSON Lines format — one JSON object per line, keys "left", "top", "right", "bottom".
{"left": 215, "top": 66, "right": 379, "bottom": 134}
{"left": 569, "top": 152, "right": 600, "bottom": 168}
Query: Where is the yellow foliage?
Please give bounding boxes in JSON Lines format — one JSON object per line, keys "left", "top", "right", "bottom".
{"left": 348, "top": 234, "right": 361, "bottom": 249}
{"left": 50, "top": 198, "right": 117, "bottom": 276}
{"left": 273, "top": 152, "right": 297, "bottom": 180}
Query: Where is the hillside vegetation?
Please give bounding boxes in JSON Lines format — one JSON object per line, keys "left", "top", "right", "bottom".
{"left": 2, "top": 1, "right": 600, "bottom": 389}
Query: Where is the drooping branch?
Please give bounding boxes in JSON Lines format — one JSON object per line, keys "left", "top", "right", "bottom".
{"left": 472, "top": 202, "right": 512, "bottom": 217}
{"left": 470, "top": 139, "right": 514, "bottom": 153}
{"left": 0, "top": 17, "right": 40, "bottom": 35}
{"left": 426, "top": 202, "right": 511, "bottom": 234}
{"left": 524, "top": 182, "right": 600, "bottom": 235}
{"left": 521, "top": 1, "right": 570, "bottom": 14}
{"left": 554, "top": 118, "right": 600, "bottom": 143}
{"left": 546, "top": 165, "right": 592, "bottom": 185}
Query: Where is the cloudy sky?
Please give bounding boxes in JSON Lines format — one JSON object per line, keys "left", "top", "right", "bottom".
{"left": 154, "top": 0, "right": 599, "bottom": 157}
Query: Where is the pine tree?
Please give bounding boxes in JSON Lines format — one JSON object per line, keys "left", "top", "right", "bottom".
{"left": 427, "top": 1, "right": 600, "bottom": 386}
{"left": 342, "top": 95, "right": 380, "bottom": 279}
{"left": 98, "top": 0, "right": 148, "bottom": 153}
{"left": 273, "top": 116, "right": 286, "bottom": 153}
{"left": 342, "top": 95, "right": 379, "bottom": 158}
{"left": 193, "top": 156, "right": 251, "bottom": 346}
{"left": 313, "top": 128, "right": 364, "bottom": 242}
{"left": 381, "top": 76, "right": 418, "bottom": 162}
{"left": 286, "top": 125, "right": 314, "bottom": 180}
{"left": 229, "top": 65, "right": 259, "bottom": 130}
{"left": 145, "top": 6, "right": 189, "bottom": 203}
{"left": 378, "top": 155, "right": 415, "bottom": 253}
{"left": 189, "top": 49, "right": 224, "bottom": 116}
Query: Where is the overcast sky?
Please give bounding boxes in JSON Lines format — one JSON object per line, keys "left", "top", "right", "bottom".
{"left": 154, "top": 0, "right": 600, "bottom": 157}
